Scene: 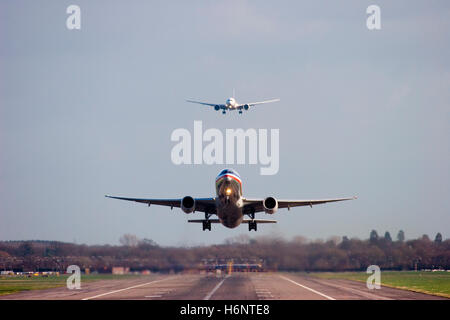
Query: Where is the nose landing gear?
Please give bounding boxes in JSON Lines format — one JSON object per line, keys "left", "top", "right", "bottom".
{"left": 202, "top": 220, "right": 211, "bottom": 231}
{"left": 248, "top": 221, "right": 257, "bottom": 231}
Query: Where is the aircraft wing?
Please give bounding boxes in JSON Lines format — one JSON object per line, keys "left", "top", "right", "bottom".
{"left": 242, "top": 196, "right": 356, "bottom": 214}
{"left": 105, "top": 195, "right": 217, "bottom": 214}
{"left": 186, "top": 99, "right": 224, "bottom": 108}
{"left": 237, "top": 98, "right": 280, "bottom": 108}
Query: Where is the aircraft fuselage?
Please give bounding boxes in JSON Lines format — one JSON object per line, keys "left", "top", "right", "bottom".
{"left": 225, "top": 97, "right": 238, "bottom": 109}
{"left": 215, "top": 169, "right": 244, "bottom": 228}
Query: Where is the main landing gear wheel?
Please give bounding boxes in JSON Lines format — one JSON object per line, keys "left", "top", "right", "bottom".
{"left": 202, "top": 220, "right": 211, "bottom": 231}
{"left": 239, "top": 110, "right": 243, "bottom": 114}
{"left": 248, "top": 221, "right": 257, "bottom": 231}
{"left": 222, "top": 110, "right": 226, "bottom": 114}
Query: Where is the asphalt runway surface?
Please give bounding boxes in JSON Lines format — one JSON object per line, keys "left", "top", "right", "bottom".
{"left": 1, "top": 273, "right": 447, "bottom": 300}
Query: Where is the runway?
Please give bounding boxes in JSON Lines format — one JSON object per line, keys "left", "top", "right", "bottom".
{"left": 1, "top": 273, "right": 446, "bottom": 300}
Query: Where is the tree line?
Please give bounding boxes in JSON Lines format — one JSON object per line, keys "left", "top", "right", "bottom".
{"left": 0, "top": 231, "right": 448, "bottom": 273}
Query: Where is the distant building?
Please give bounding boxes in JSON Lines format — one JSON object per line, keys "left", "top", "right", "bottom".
{"left": 0, "top": 271, "right": 14, "bottom": 275}
{"left": 112, "top": 267, "right": 129, "bottom": 275}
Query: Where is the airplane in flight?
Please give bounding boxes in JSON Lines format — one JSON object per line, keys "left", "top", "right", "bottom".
{"left": 186, "top": 92, "right": 280, "bottom": 114}
{"left": 106, "top": 169, "right": 356, "bottom": 231}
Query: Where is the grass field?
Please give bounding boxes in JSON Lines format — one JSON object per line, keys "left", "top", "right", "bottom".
{"left": 0, "top": 274, "right": 145, "bottom": 296}
{"left": 309, "top": 271, "right": 450, "bottom": 298}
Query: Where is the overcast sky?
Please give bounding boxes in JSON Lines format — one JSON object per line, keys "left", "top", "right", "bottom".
{"left": 1, "top": 1, "right": 449, "bottom": 246}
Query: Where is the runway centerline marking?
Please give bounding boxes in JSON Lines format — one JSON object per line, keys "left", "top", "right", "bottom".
{"left": 255, "top": 287, "right": 274, "bottom": 299}
{"left": 81, "top": 277, "right": 174, "bottom": 300}
{"left": 279, "top": 275, "right": 335, "bottom": 300}
{"left": 203, "top": 275, "right": 229, "bottom": 300}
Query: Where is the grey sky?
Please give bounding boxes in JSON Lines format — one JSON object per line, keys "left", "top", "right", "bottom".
{"left": 1, "top": 1, "right": 449, "bottom": 246}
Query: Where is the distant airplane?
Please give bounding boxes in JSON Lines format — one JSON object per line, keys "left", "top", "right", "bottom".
{"left": 186, "top": 91, "right": 280, "bottom": 114}
{"left": 106, "top": 169, "right": 356, "bottom": 231}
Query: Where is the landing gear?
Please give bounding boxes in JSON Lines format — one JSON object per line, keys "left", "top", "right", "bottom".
{"left": 202, "top": 220, "right": 211, "bottom": 231}
{"left": 239, "top": 110, "right": 243, "bottom": 114}
{"left": 222, "top": 110, "right": 226, "bottom": 114}
{"left": 248, "top": 221, "right": 257, "bottom": 231}
{"left": 248, "top": 207, "right": 257, "bottom": 231}
{"left": 202, "top": 212, "right": 212, "bottom": 231}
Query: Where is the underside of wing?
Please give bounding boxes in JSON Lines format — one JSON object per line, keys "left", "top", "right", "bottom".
{"left": 105, "top": 195, "right": 217, "bottom": 214}
{"left": 238, "top": 98, "right": 280, "bottom": 108}
{"left": 186, "top": 99, "right": 223, "bottom": 108}
{"left": 243, "top": 196, "right": 356, "bottom": 214}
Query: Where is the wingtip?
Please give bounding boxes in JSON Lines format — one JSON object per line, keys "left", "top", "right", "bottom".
{"left": 353, "top": 195, "right": 358, "bottom": 200}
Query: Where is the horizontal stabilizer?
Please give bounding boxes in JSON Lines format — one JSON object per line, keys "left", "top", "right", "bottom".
{"left": 188, "top": 219, "right": 220, "bottom": 223}
{"left": 188, "top": 219, "right": 277, "bottom": 224}
{"left": 242, "top": 219, "right": 277, "bottom": 224}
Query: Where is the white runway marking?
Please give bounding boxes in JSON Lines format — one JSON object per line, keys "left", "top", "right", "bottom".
{"left": 81, "top": 277, "right": 173, "bottom": 300}
{"left": 255, "top": 288, "right": 274, "bottom": 299}
{"left": 153, "top": 290, "right": 172, "bottom": 294}
{"left": 279, "top": 275, "right": 335, "bottom": 300}
{"left": 203, "top": 275, "right": 229, "bottom": 300}
{"left": 145, "top": 295, "right": 162, "bottom": 298}
{"left": 312, "top": 280, "right": 392, "bottom": 300}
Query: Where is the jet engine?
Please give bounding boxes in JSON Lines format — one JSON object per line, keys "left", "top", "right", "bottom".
{"left": 263, "top": 197, "right": 278, "bottom": 214}
{"left": 181, "top": 196, "right": 195, "bottom": 213}
{"left": 243, "top": 104, "right": 249, "bottom": 110}
{"left": 214, "top": 105, "right": 220, "bottom": 111}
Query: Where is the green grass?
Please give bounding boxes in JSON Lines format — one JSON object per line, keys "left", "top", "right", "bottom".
{"left": 309, "top": 271, "right": 450, "bottom": 298}
{"left": 0, "top": 274, "right": 146, "bottom": 296}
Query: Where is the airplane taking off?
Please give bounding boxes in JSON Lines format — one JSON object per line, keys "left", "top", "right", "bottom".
{"left": 106, "top": 169, "right": 356, "bottom": 231}
{"left": 186, "top": 92, "right": 280, "bottom": 114}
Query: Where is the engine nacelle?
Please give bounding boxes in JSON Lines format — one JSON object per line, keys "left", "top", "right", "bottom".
{"left": 243, "top": 104, "right": 249, "bottom": 110}
{"left": 263, "top": 197, "right": 278, "bottom": 214}
{"left": 181, "top": 196, "right": 195, "bottom": 214}
{"left": 214, "top": 105, "right": 220, "bottom": 111}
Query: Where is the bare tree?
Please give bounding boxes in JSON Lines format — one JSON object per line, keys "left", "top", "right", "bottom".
{"left": 119, "top": 234, "right": 140, "bottom": 247}
{"left": 369, "top": 230, "right": 379, "bottom": 243}
{"left": 397, "top": 230, "right": 405, "bottom": 242}
{"left": 384, "top": 231, "right": 392, "bottom": 242}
